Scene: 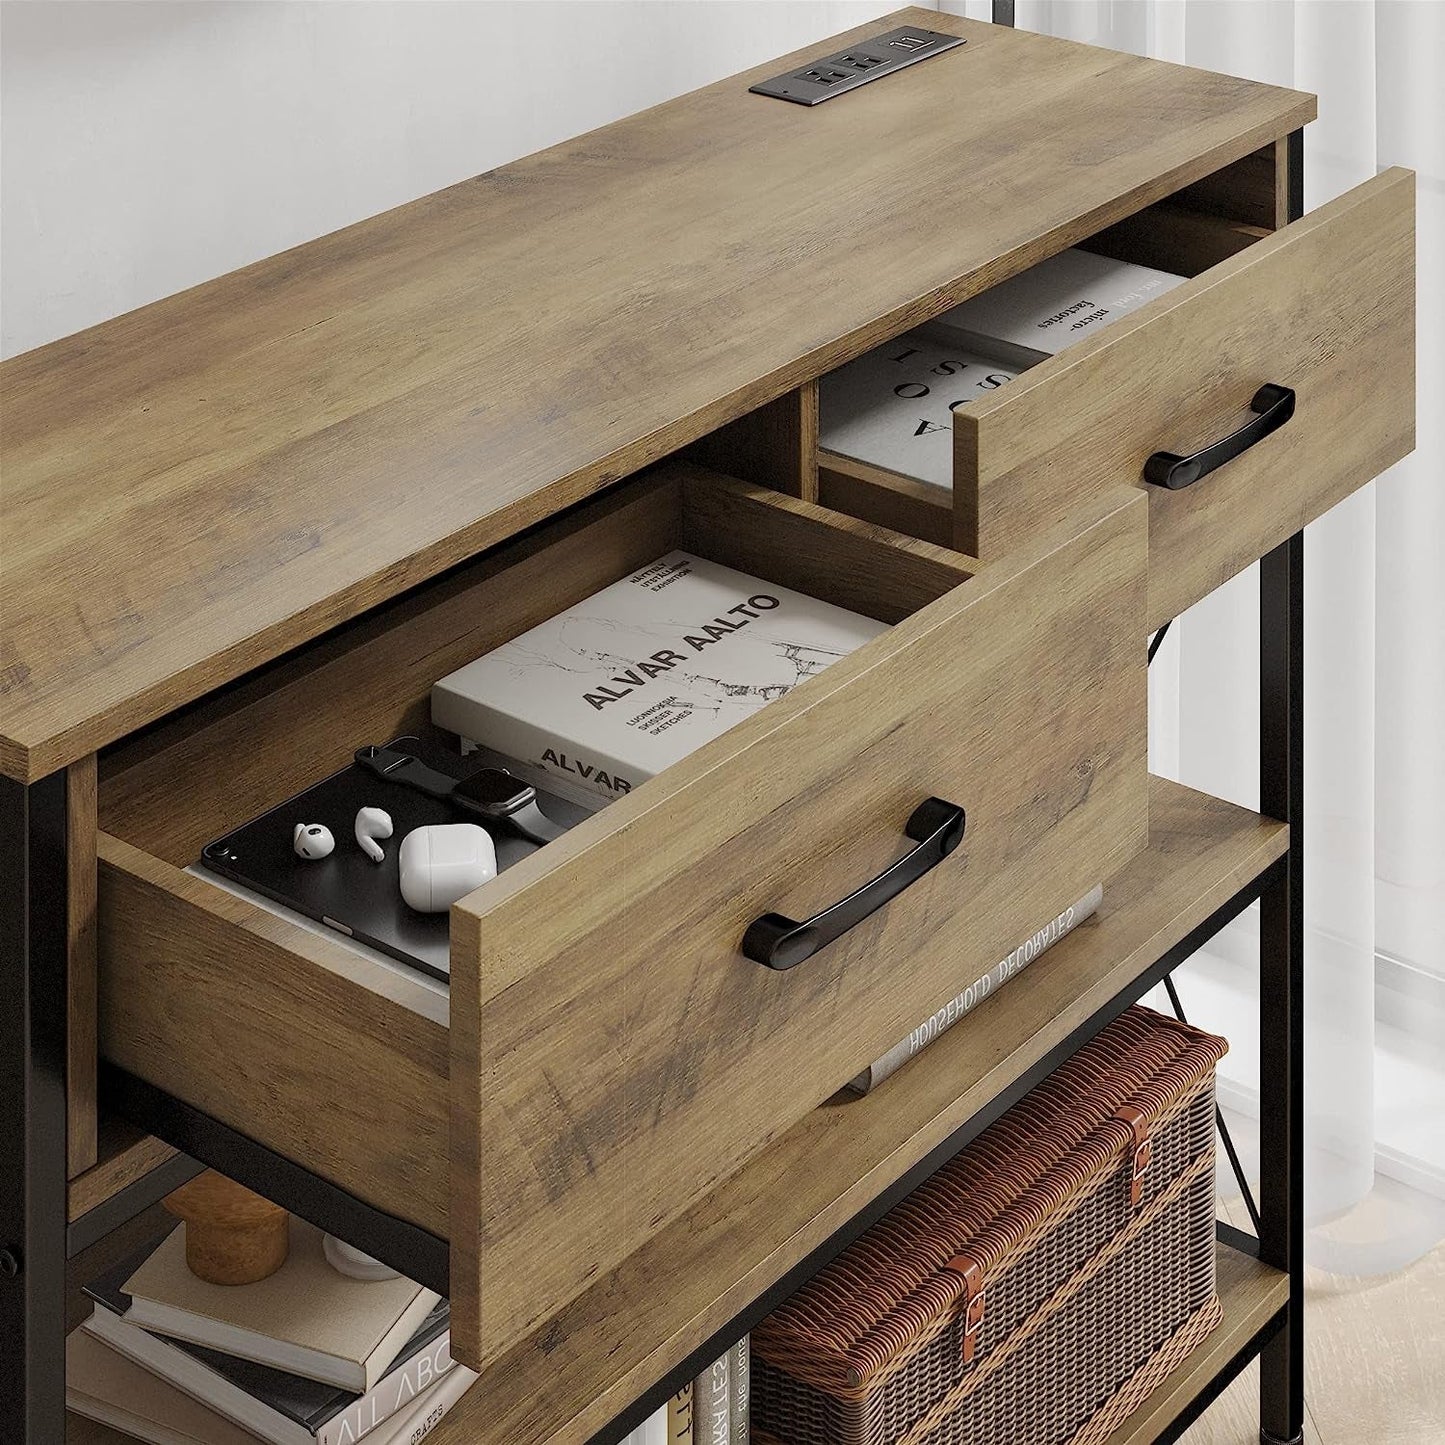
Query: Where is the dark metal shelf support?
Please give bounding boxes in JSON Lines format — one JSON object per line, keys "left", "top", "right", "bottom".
{"left": 1256, "top": 127, "right": 1307, "bottom": 1445}
{"left": 1, "top": 771, "right": 70, "bottom": 1438}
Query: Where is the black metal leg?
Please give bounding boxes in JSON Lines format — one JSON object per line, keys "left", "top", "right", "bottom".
{"left": 1, "top": 772, "right": 71, "bottom": 1442}
{"left": 1256, "top": 125, "right": 1307, "bottom": 1445}
{"left": 1258, "top": 530, "right": 1305, "bottom": 1445}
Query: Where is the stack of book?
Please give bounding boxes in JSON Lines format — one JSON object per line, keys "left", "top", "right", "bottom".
{"left": 68, "top": 1218, "right": 475, "bottom": 1445}
{"left": 432, "top": 551, "right": 886, "bottom": 808}
{"left": 819, "top": 247, "right": 1185, "bottom": 490}
{"left": 595, "top": 1337, "right": 748, "bottom": 1445}
{"left": 662, "top": 1339, "right": 748, "bottom": 1445}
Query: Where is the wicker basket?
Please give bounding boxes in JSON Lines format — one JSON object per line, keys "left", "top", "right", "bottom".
{"left": 752, "top": 1006, "right": 1228, "bottom": 1445}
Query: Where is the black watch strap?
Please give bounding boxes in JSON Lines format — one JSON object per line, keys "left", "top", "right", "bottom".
{"left": 355, "top": 745, "right": 460, "bottom": 801}
{"left": 355, "top": 744, "right": 563, "bottom": 846}
{"left": 506, "top": 797, "right": 566, "bottom": 845}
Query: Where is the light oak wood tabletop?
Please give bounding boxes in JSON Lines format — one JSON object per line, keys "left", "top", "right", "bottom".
{"left": 0, "top": 8, "right": 1312, "bottom": 783}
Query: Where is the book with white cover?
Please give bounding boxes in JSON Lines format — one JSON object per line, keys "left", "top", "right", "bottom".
{"left": 819, "top": 334, "right": 1020, "bottom": 491}
{"left": 85, "top": 1260, "right": 453, "bottom": 1445}
{"left": 67, "top": 1326, "right": 258, "bottom": 1445}
{"left": 70, "top": 1326, "right": 470, "bottom": 1445}
{"left": 621, "top": 1407, "right": 670, "bottom": 1445}
{"left": 432, "top": 552, "right": 887, "bottom": 805}
{"left": 123, "top": 1219, "right": 441, "bottom": 1393}
{"left": 924, "top": 247, "right": 1185, "bottom": 365}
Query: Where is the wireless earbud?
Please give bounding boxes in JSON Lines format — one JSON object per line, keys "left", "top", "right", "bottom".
{"left": 292, "top": 822, "right": 335, "bottom": 860}
{"left": 398, "top": 823, "right": 497, "bottom": 912}
{"left": 354, "top": 807, "right": 393, "bottom": 864}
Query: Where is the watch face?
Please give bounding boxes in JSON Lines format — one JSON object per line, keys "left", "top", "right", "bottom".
{"left": 453, "top": 767, "right": 534, "bottom": 814}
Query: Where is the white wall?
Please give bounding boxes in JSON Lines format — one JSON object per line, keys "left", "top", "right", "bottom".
{"left": 0, "top": 0, "right": 907, "bottom": 358}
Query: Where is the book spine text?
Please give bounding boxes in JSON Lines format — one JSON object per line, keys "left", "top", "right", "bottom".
{"left": 728, "top": 1337, "right": 749, "bottom": 1445}
{"left": 847, "top": 885, "right": 1103, "bottom": 1094}
{"left": 322, "top": 1334, "right": 456, "bottom": 1445}
{"left": 694, "top": 1352, "right": 730, "bottom": 1445}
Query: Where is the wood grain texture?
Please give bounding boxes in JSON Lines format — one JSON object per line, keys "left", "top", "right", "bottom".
{"left": 67, "top": 1119, "right": 178, "bottom": 1223}
{"left": 955, "top": 168, "right": 1415, "bottom": 629}
{"left": 679, "top": 468, "right": 974, "bottom": 622}
{"left": 815, "top": 143, "right": 1290, "bottom": 556}
{"left": 91, "top": 464, "right": 997, "bottom": 1257}
{"left": 1104, "top": 1244, "right": 1289, "bottom": 1445}
{"left": 0, "top": 8, "right": 1313, "bottom": 783}
{"left": 96, "top": 833, "right": 451, "bottom": 1234}
{"left": 96, "top": 464, "right": 953, "bottom": 868}
{"left": 1182, "top": 1204, "right": 1445, "bottom": 1445}
{"left": 688, "top": 385, "right": 820, "bottom": 501}
{"left": 818, "top": 452, "right": 957, "bottom": 551}
{"left": 98, "top": 475, "right": 683, "bottom": 866}
{"left": 424, "top": 778, "right": 1287, "bottom": 1444}
{"left": 67, "top": 752, "right": 99, "bottom": 1177}
{"left": 449, "top": 487, "right": 1149, "bottom": 1370}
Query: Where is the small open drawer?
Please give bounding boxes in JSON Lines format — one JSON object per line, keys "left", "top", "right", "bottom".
{"left": 96, "top": 463, "right": 1147, "bottom": 1371}
{"left": 821, "top": 167, "right": 1415, "bottom": 631}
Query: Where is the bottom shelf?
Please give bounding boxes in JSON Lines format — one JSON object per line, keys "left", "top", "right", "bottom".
{"left": 66, "top": 1245, "right": 1287, "bottom": 1445}
{"left": 1104, "top": 1243, "right": 1288, "bottom": 1445}
{"left": 750, "top": 1242, "right": 1287, "bottom": 1445}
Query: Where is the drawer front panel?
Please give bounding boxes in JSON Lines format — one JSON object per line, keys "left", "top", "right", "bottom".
{"left": 97, "top": 834, "right": 452, "bottom": 1235}
{"left": 955, "top": 169, "right": 1415, "bottom": 629}
{"left": 450, "top": 490, "right": 1149, "bottom": 1369}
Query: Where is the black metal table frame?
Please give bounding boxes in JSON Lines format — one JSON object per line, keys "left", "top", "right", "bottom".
{"left": 0, "top": 146, "right": 1308, "bottom": 1445}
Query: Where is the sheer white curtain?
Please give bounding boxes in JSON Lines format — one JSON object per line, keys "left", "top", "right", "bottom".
{"left": 941, "top": 0, "right": 1444, "bottom": 1272}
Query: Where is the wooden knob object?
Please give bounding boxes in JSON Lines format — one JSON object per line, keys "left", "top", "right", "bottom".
{"left": 164, "top": 1171, "right": 290, "bottom": 1285}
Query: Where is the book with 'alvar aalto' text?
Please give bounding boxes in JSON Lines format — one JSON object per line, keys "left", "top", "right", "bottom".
{"left": 432, "top": 552, "right": 886, "bottom": 805}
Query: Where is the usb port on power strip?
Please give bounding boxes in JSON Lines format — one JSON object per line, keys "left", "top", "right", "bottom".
{"left": 750, "top": 26, "right": 965, "bottom": 106}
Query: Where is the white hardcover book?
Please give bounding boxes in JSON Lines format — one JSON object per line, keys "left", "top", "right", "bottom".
{"left": 84, "top": 1302, "right": 454, "bottom": 1445}
{"left": 67, "top": 1327, "right": 259, "bottom": 1445}
{"left": 924, "top": 247, "right": 1185, "bottom": 364}
{"left": 366, "top": 1362, "right": 477, "bottom": 1445}
{"left": 123, "top": 1219, "right": 440, "bottom": 1393}
{"left": 819, "top": 335, "right": 1020, "bottom": 490}
{"left": 432, "top": 552, "right": 886, "bottom": 805}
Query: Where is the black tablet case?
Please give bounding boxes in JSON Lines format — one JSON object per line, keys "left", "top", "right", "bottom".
{"left": 198, "top": 737, "right": 587, "bottom": 982}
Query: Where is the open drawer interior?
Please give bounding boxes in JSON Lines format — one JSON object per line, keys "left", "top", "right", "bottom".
{"left": 96, "top": 461, "right": 1149, "bottom": 1372}
{"left": 815, "top": 153, "right": 1415, "bottom": 629}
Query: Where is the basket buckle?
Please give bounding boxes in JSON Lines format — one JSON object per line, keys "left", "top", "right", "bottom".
{"left": 1114, "top": 1104, "right": 1153, "bottom": 1207}
{"left": 943, "top": 1253, "right": 987, "bottom": 1366}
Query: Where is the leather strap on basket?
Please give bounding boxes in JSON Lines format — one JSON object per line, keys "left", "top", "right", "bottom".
{"left": 940, "top": 1253, "right": 986, "bottom": 1366}
{"left": 1114, "top": 1104, "right": 1153, "bottom": 1207}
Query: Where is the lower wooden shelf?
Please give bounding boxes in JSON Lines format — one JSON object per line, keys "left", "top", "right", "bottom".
{"left": 66, "top": 1242, "right": 1288, "bottom": 1444}
{"left": 1104, "top": 1243, "right": 1289, "bottom": 1445}
{"left": 425, "top": 776, "right": 1287, "bottom": 1445}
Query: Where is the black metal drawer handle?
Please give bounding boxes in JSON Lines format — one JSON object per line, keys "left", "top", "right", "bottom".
{"left": 741, "top": 798, "right": 965, "bottom": 970}
{"left": 1142, "top": 383, "right": 1295, "bottom": 490}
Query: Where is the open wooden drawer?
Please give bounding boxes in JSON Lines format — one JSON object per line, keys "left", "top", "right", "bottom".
{"left": 95, "top": 462, "right": 1147, "bottom": 1371}
{"left": 820, "top": 167, "right": 1415, "bottom": 632}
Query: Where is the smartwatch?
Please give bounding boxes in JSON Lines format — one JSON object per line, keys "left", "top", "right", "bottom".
{"left": 355, "top": 744, "right": 565, "bottom": 845}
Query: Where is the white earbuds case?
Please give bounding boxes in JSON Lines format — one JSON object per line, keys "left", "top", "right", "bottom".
{"left": 398, "top": 823, "right": 497, "bottom": 913}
